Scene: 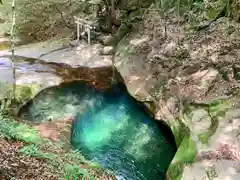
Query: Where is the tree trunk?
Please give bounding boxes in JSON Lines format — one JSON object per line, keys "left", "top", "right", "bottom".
{"left": 11, "top": 0, "right": 16, "bottom": 100}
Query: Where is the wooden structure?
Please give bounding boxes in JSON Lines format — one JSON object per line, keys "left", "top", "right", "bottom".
{"left": 73, "top": 16, "right": 94, "bottom": 44}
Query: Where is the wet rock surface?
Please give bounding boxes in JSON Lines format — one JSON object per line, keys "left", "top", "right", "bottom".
{"left": 0, "top": 54, "right": 123, "bottom": 97}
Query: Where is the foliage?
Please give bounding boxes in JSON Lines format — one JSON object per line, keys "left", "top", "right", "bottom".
{"left": 19, "top": 145, "right": 96, "bottom": 179}
{"left": 63, "top": 163, "right": 96, "bottom": 180}
{"left": 0, "top": 107, "right": 108, "bottom": 179}
{"left": 0, "top": 0, "right": 81, "bottom": 40}
{"left": 152, "top": 0, "right": 240, "bottom": 30}
{"left": 1, "top": 0, "right": 240, "bottom": 41}
{"left": 17, "top": 143, "right": 99, "bottom": 179}
{"left": 16, "top": 0, "right": 70, "bottom": 40}
{"left": 0, "top": 114, "right": 41, "bottom": 143}
{"left": 18, "top": 144, "right": 57, "bottom": 160}
{"left": 0, "top": 82, "right": 37, "bottom": 104}
{"left": 17, "top": 144, "right": 97, "bottom": 179}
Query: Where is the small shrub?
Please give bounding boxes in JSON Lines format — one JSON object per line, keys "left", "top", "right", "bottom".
{"left": 0, "top": 115, "right": 41, "bottom": 144}
{"left": 63, "top": 163, "right": 95, "bottom": 180}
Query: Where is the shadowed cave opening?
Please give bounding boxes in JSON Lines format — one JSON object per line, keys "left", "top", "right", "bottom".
{"left": 18, "top": 80, "right": 177, "bottom": 180}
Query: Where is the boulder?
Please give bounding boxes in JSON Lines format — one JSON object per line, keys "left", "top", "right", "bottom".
{"left": 100, "top": 46, "right": 114, "bottom": 55}
{"left": 96, "top": 35, "right": 113, "bottom": 46}
{"left": 0, "top": 55, "right": 124, "bottom": 120}
{"left": 0, "top": 55, "right": 124, "bottom": 96}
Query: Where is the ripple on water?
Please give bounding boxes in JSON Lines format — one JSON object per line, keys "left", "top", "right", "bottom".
{"left": 92, "top": 149, "right": 146, "bottom": 180}
{"left": 71, "top": 89, "right": 176, "bottom": 180}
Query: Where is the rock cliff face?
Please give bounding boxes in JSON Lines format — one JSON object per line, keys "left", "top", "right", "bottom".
{"left": 0, "top": 54, "right": 124, "bottom": 98}
{"left": 113, "top": 14, "right": 240, "bottom": 180}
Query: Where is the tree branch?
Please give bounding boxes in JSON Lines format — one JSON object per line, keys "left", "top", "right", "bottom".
{"left": 55, "top": 5, "right": 74, "bottom": 29}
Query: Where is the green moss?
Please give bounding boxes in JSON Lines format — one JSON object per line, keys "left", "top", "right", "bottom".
{"left": 198, "top": 131, "right": 212, "bottom": 144}
{"left": 0, "top": 81, "right": 41, "bottom": 102}
{"left": 173, "top": 136, "right": 197, "bottom": 163}
{"left": 167, "top": 98, "right": 233, "bottom": 179}
{"left": 167, "top": 107, "right": 197, "bottom": 179}
{"left": 117, "top": 43, "right": 136, "bottom": 59}
{"left": 170, "top": 118, "right": 190, "bottom": 147}
{"left": 198, "top": 99, "right": 232, "bottom": 145}
{"left": 15, "top": 84, "right": 41, "bottom": 102}
{"left": 198, "top": 113, "right": 218, "bottom": 145}
{"left": 166, "top": 162, "right": 183, "bottom": 180}
{"left": 167, "top": 99, "right": 232, "bottom": 178}
{"left": 209, "top": 99, "right": 232, "bottom": 117}
{"left": 167, "top": 136, "right": 197, "bottom": 180}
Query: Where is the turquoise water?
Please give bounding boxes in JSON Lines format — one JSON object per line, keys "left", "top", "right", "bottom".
{"left": 18, "top": 81, "right": 177, "bottom": 180}
{"left": 71, "top": 83, "right": 177, "bottom": 180}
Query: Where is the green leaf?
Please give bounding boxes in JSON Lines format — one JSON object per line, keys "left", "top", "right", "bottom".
{"left": 0, "top": 0, "right": 3, "bottom": 4}
{"left": 19, "top": 144, "right": 38, "bottom": 157}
